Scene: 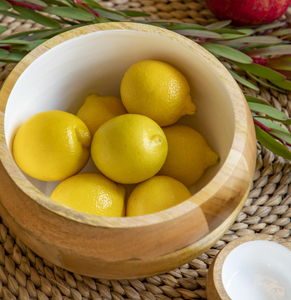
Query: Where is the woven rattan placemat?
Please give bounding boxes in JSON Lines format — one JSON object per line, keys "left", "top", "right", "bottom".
{"left": 1, "top": 1, "right": 291, "bottom": 299}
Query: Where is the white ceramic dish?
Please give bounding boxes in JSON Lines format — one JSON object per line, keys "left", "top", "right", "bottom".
{"left": 207, "top": 234, "right": 291, "bottom": 300}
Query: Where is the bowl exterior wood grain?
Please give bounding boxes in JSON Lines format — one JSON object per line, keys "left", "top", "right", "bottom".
{"left": 0, "top": 22, "right": 257, "bottom": 279}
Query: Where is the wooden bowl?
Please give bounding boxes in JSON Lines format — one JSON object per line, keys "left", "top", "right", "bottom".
{"left": 0, "top": 22, "right": 256, "bottom": 279}
{"left": 206, "top": 234, "right": 291, "bottom": 300}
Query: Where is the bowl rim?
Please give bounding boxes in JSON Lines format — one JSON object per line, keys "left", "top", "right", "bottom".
{"left": 0, "top": 22, "right": 249, "bottom": 228}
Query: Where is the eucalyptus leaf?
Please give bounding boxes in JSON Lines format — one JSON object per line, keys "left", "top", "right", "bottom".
{"left": 165, "top": 24, "right": 206, "bottom": 30}
{"left": 269, "top": 28, "right": 291, "bottom": 36}
{"left": 233, "top": 62, "right": 285, "bottom": 82}
{"left": 236, "top": 28, "right": 254, "bottom": 36}
{"left": 254, "top": 22, "right": 286, "bottom": 32}
{"left": 0, "top": 26, "right": 6, "bottom": 35}
{"left": 41, "top": 0, "right": 70, "bottom": 5}
{"left": 44, "top": 6, "right": 94, "bottom": 21}
{"left": 206, "top": 20, "right": 231, "bottom": 29}
{"left": 254, "top": 117, "right": 289, "bottom": 133}
{"left": 1, "top": 29, "right": 51, "bottom": 41}
{"left": 246, "top": 72, "right": 286, "bottom": 93}
{"left": 271, "top": 130, "right": 291, "bottom": 145}
{"left": 246, "top": 45, "right": 291, "bottom": 56}
{"left": 248, "top": 102, "right": 289, "bottom": 120}
{"left": 200, "top": 43, "right": 252, "bottom": 64}
{"left": 3, "top": 51, "right": 27, "bottom": 61}
{"left": 228, "top": 69, "right": 260, "bottom": 91}
{"left": 174, "top": 29, "right": 221, "bottom": 38}
{"left": 13, "top": 5, "right": 61, "bottom": 29}
{"left": 211, "top": 28, "right": 246, "bottom": 35}
{"left": 271, "top": 79, "right": 291, "bottom": 91}
{"left": 213, "top": 33, "right": 247, "bottom": 40}
{"left": 245, "top": 95, "right": 271, "bottom": 106}
{"left": 267, "top": 58, "right": 291, "bottom": 71}
{"left": 0, "top": 10, "right": 23, "bottom": 19}
{"left": 255, "top": 125, "right": 291, "bottom": 159}
{"left": 0, "top": 48, "right": 8, "bottom": 59}
{"left": 0, "top": 39, "right": 31, "bottom": 44}
{"left": 221, "top": 36, "right": 281, "bottom": 45}
{"left": 120, "top": 10, "right": 149, "bottom": 17}
{"left": 79, "top": 0, "right": 102, "bottom": 8}
{"left": 0, "top": 0, "right": 10, "bottom": 10}
{"left": 25, "top": 0, "right": 47, "bottom": 6}
{"left": 260, "top": 116, "right": 291, "bottom": 125}
{"left": 11, "top": 39, "right": 46, "bottom": 50}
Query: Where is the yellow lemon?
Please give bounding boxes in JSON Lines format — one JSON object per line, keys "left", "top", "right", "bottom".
{"left": 126, "top": 175, "right": 191, "bottom": 216}
{"left": 13, "top": 110, "right": 91, "bottom": 181}
{"left": 91, "top": 114, "right": 168, "bottom": 184}
{"left": 76, "top": 93, "right": 127, "bottom": 136}
{"left": 120, "top": 60, "right": 197, "bottom": 127}
{"left": 50, "top": 172, "right": 126, "bottom": 217}
{"left": 158, "top": 124, "right": 219, "bottom": 186}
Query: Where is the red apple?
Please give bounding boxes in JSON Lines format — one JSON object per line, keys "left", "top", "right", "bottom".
{"left": 205, "top": 0, "right": 291, "bottom": 26}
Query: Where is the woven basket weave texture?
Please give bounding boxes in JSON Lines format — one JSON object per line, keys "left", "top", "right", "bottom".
{"left": 1, "top": 1, "right": 291, "bottom": 299}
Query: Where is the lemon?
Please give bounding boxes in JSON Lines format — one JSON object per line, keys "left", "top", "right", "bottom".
{"left": 120, "top": 60, "right": 197, "bottom": 127}
{"left": 76, "top": 93, "right": 127, "bottom": 136}
{"left": 91, "top": 114, "right": 168, "bottom": 184}
{"left": 158, "top": 124, "right": 219, "bottom": 186}
{"left": 13, "top": 110, "right": 91, "bottom": 181}
{"left": 126, "top": 175, "right": 191, "bottom": 216}
{"left": 50, "top": 172, "right": 126, "bottom": 217}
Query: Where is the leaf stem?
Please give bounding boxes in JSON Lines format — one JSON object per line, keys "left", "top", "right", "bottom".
{"left": 73, "top": 0, "right": 99, "bottom": 17}
{"left": 6, "top": 0, "right": 44, "bottom": 10}
{"left": 254, "top": 118, "right": 291, "bottom": 147}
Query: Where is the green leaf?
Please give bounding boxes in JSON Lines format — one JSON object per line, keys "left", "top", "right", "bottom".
{"left": 120, "top": 10, "right": 149, "bottom": 17}
{"left": 254, "top": 22, "right": 286, "bottom": 33}
{"left": 269, "top": 28, "right": 291, "bottom": 36}
{"left": 13, "top": 5, "right": 61, "bottom": 29}
{"left": 213, "top": 33, "right": 248, "bottom": 40}
{"left": 245, "top": 95, "right": 271, "bottom": 106}
{"left": 233, "top": 62, "right": 285, "bottom": 82}
{"left": 246, "top": 72, "right": 286, "bottom": 93}
{"left": 0, "top": 0, "right": 10, "bottom": 10}
{"left": 236, "top": 28, "right": 254, "bottom": 36}
{"left": 200, "top": 43, "right": 252, "bottom": 64}
{"left": 0, "top": 10, "right": 22, "bottom": 19}
{"left": 267, "top": 58, "right": 291, "bottom": 71}
{"left": 228, "top": 69, "right": 260, "bottom": 91}
{"left": 259, "top": 115, "right": 291, "bottom": 125}
{"left": 11, "top": 39, "right": 46, "bottom": 50}
{"left": 80, "top": 0, "right": 101, "bottom": 8}
{"left": 3, "top": 51, "right": 27, "bottom": 61}
{"left": 0, "top": 48, "right": 8, "bottom": 59}
{"left": 246, "top": 45, "right": 291, "bottom": 56}
{"left": 0, "top": 26, "right": 6, "bottom": 35}
{"left": 174, "top": 29, "right": 222, "bottom": 38}
{"left": 211, "top": 28, "right": 246, "bottom": 35}
{"left": 0, "top": 39, "right": 31, "bottom": 44}
{"left": 44, "top": 6, "right": 94, "bottom": 21}
{"left": 271, "top": 79, "right": 291, "bottom": 91}
{"left": 1, "top": 28, "right": 51, "bottom": 40}
{"left": 206, "top": 20, "right": 231, "bottom": 29}
{"left": 42, "top": 0, "right": 71, "bottom": 5}
{"left": 165, "top": 23, "right": 205, "bottom": 30}
{"left": 255, "top": 117, "right": 289, "bottom": 133}
{"left": 25, "top": 0, "right": 47, "bottom": 6}
{"left": 248, "top": 102, "right": 289, "bottom": 120}
{"left": 255, "top": 125, "right": 291, "bottom": 159}
{"left": 221, "top": 36, "right": 281, "bottom": 45}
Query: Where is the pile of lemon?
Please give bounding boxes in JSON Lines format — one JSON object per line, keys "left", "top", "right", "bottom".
{"left": 13, "top": 60, "right": 218, "bottom": 218}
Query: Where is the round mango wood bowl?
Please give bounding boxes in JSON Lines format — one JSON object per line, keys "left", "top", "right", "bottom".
{"left": 0, "top": 22, "right": 256, "bottom": 279}
{"left": 206, "top": 234, "right": 291, "bottom": 300}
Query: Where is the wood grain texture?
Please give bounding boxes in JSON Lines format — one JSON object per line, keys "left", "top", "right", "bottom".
{"left": 206, "top": 234, "right": 291, "bottom": 300}
{"left": 0, "top": 22, "right": 257, "bottom": 278}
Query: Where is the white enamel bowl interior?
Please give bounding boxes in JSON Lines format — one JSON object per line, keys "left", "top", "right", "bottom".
{"left": 222, "top": 241, "right": 291, "bottom": 300}
{"left": 4, "top": 29, "right": 235, "bottom": 198}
